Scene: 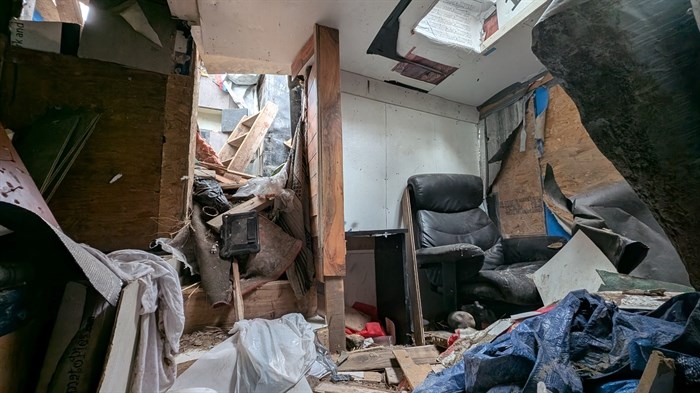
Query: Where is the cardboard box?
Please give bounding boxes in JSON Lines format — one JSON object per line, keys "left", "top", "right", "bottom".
{"left": 9, "top": 19, "right": 80, "bottom": 55}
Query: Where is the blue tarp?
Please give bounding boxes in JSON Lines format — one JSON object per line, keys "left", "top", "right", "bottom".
{"left": 416, "top": 290, "right": 700, "bottom": 393}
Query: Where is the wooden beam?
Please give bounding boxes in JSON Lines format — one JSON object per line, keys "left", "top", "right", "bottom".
{"left": 231, "top": 261, "right": 245, "bottom": 322}
{"left": 206, "top": 197, "right": 272, "bottom": 231}
{"left": 338, "top": 345, "right": 440, "bottom": 372}
{"left": 291, "top": 34, "right": 314, "bottom": 76}
{"left": 56, "top": 0, "right": 83, "bottom": 24}
{"left": 637, "top": 350, "right": 675, "bottom": 393}
{"left": 98, "top": 281, "right": 141, "bottom": 393}
{"left": 314, "top": 24, "right": 346, "bottom": 277}
{"left": 182, "top": 280, "right": 314, "bottom": 333}
{"left": 392, "top": 348, "right": 433, "bottom": 390}
{"left": 36, "top": 0, "right": 61, "bottom": 21}
{"left": 159, "top": 74, "right": 196, "bottom": 236}
{"left": 402, "top": 188, "right": 425, "bottom": 345}
{"left": 323, "top": 276, "right": 345, "bottom": 353}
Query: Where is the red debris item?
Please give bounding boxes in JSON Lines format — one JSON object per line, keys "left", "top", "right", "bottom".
{"left": 447, "top": 332, "right": 459, "bottom": 347}
{"left": 345, "top": 322, "right": 387, "bottom": 339}
{"left": 352, "top": 302, "right": 378, "bottom": 321}
{"left": 195, "top": 131, "right": 223, "bottom": 166}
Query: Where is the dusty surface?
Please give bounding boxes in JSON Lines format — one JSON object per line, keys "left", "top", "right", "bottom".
{"left": 179, "top": 327, "right": 230, "bottom": 353}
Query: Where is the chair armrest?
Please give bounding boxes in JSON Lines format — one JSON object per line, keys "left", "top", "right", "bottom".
{"left": 416, "top": 243, "right": 484, "bottom": 268}
{"left": 502, "top": 236, "right": 567, "bottom": 263}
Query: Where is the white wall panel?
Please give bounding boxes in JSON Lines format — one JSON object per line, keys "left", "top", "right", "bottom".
{"left": 385, "top": 104, "right": 439, "bottom": 229}
{"left": 342, "top": 93, "right": 480, "bottom": 231}
{"left": 342, "top": 94, "right": 387, "bottom": 231}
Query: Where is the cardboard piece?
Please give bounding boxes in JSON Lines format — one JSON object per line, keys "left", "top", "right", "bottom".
{"left": 532, "top": 231, "right": 617, "bottom": 305}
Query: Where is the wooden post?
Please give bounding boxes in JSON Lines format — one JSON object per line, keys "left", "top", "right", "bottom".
{"left": 402, "top": 189, "right": 426, "bottom": 345}
{"left": 231, "top": 261, "right": 245, "bottom": 322}
{"left": 295, "top": 24, "right": 346, "bottom": 353}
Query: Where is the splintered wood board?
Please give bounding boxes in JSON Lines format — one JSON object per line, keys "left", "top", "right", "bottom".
{"left": 338, "top": 345, "right": 440, "bottom": 371}
{"left": 392, "top": 348, "right": 433, "bottom": 389}
{"left": 227, "top": 102, "right": 278, "bottom": 172}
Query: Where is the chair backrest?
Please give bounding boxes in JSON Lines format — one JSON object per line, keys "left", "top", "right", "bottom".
{"left": 407, "top": 174, "right": 501, "bottom": 251}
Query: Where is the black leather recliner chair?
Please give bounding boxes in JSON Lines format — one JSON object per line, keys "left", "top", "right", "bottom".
{"left": 407, "top": 173, "right": 567, "bottom": 314}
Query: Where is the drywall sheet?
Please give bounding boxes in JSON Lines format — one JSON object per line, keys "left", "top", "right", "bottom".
{"left": 532, "top": 230, "right": 617, "bottom": 306}
{"left": 342, "top": 94, "right": 479, "bottom": 231}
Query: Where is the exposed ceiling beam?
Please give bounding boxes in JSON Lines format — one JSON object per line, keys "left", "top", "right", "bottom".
{"left": 56, "top": 0, "right": 83, "bottom": 24}
{"left": 36, "top": 0, "right": 61, "bottom": 21}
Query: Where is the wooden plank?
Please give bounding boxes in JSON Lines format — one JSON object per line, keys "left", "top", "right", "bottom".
{"left": 36, "top": 0, "right": 61, "bottom": 21}
{"left": 231, "top": 261, "right": 245, "bottom": 322}
{"left": 229, "top": 132, "right": 248, "bottom": 147}
{"left": 291, "top": 34, "right": 314, "bottom": 76}
{"left": 241, "top": 114, "right": 258, "bottom": 128}
{"left": 324, "top": 276, "right": 345, "bottom": 353}
{"left": 227, "top": 102, "right": 278, "bottom": 172}
{"left": 197, "top": 160, "right": 256, "bottom": 179}
{"left": 637, "top": 350, "right": 675, "bottom": 393}
{"left": 206, "top": 197, "right": 272, "bottom": 230}
{"left": 159, "top": 74, "right": 196, "bottom": 236}
{"left": 182, "top": 280, "right": 312, "bottom": 333}
{"left": 385, "top": 367, "right": 404, "bottom": 385}
{"left": 314, "top": 24, "right": 346, "bottom": 277}
{"left": 313, "top": 381, "right": 393, "bottom": 393}
{"left": 338, "top": 345, "right": 440, "bottom": 371}
{"left": 37, "top": 282, "right": 87, "bottom": 393}
{"left": 0, "top": 47, "right": 170, "bottom": 250}
{"left": 391, "top": 348, "right": 433, "bottom": 389}
{"left": 338, "top": 371, "right": 383, "bottom": 383}
{"left": 98, "top": 281, "right": 141, "bottom": 393}
{"left": 402, "top": 189, "right": 425, "bottom": 345}
{"left": 56, "top": 0, "right": 83, "bottom": 24}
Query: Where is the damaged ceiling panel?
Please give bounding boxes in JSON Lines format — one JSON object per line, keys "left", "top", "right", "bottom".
{"left": 169, "top": 0, "right": 553, "bottom": 106}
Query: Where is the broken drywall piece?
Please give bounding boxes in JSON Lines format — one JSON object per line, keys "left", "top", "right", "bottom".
{"left": 532, "top": 230, "right": 616, "bottom": 305}
{"left": 119, "top": 1, "right": 162, "bottom": 47}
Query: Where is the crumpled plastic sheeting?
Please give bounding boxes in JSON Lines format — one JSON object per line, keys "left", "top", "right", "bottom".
{"left": 83, "top": 246, "right": 184, "bottom": 393}
{"left": 170, "top": 313, "right": 318, "bottom": 393}
{"left": 415, "top": 290, "right": 700, "bottom": 393}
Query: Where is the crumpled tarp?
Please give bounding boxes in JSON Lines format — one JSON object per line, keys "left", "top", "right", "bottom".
{"left": 416, "top": 290, "right": 700, "bottom": 393}
{"left": 543, "top": 165, "right": 691, "bottom": 286}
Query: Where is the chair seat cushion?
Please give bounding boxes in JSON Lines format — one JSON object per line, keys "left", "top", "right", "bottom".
{"left": 459, "top": 261, "right": 547, "bottom": 306}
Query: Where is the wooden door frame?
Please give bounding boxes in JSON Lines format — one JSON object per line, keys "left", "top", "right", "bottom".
{"left": 293, "top": 24, "right": 346, "bottom": 353}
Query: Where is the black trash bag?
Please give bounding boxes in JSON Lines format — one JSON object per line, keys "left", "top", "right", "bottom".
{"left": 192, "top": 177, "right": 231, "bottom": 215}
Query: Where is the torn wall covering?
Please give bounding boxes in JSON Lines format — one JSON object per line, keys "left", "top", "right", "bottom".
{"left": 532, "top": 0, "right": 700, "bottom": 288}
{"left": 483, "top": 79, "right": 690, "bottom": 285}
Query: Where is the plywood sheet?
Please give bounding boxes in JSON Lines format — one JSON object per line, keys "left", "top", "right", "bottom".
{"left": 0, "top": 47, "right": 178, "bottom": 251}
{"left": 540, "top": 85, "right": 624, "bottom": 197}
{"left": 491, "top": 97, "right": 546, "bottom": 237}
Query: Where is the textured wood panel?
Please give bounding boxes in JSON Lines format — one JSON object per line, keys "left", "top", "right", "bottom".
{"left": 160, "top": 74, "right": 196, "bottom": 237}
{"left": 492, "top": 97, "right": 546, "bottom": 237}
{"left": 0, "top": 47, "right": 191, "bottom": 250}
{"left": 540, "top": 85, "right": 624, "bottom": 197}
